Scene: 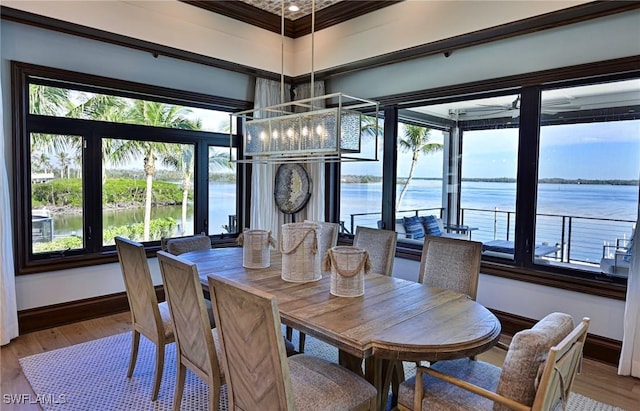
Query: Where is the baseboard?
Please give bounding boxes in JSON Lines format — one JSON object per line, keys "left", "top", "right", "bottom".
{"left": 18, "top": 295, "right": 621, "bottom": 366}
{"left": 17, "top": 286, "right": 165, "bottom": 335}
{"left": 489, "top": 308, "right": 621, "bottom": 366}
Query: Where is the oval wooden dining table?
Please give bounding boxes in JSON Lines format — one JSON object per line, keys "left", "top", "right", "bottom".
{"left": 179, "top": 247, "right": 501, "bottom": 410}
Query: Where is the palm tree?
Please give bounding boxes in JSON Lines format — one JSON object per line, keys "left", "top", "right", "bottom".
{"left": 162, "top": 144, "right": 196, "bottom": 235}
{"left": 55, "top": 151, "right": 71, "bottom": 179}
{"left": 66, "top": 92, "right": 130, "bottom": 182}
{"left": 29, "top": 85, "right": 73, "bottom": 154}
{"left": 126, "top": 101, "right": 199, "bottom": 241}
{"left": 396, "top": 124, "right": 443, "bottom": 207}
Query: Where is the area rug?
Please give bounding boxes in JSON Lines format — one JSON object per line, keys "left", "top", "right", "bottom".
{"left": 19, "top": 331, "right": 625, "bottom": 411}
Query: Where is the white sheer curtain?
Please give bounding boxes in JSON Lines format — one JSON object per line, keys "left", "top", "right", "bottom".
{"left": 250, "top": 78, "right": 288, "bottom": 242}
{"left": 0, "top": 80, "right": 19, "bottom": 346}
{"left": 618, "top": 204, "right": 640, "bottom": 377}
{"left": 250, "top": 79, "right": 329, "bottom": 240}
{"left": 293, "top": 81, "right": 326, "bottom": 223}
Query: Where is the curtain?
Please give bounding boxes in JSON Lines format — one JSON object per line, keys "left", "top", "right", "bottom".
{"left": 250, "top": 79, "right": 328, "bottom": 241}
{"left": 250, "top": 78, "right": 288, "bottom": 242}
{"left": 0, "top": 80, "right": 19, "bottom": 346}
{"left": 618, "top": 203, "right": 640, "bottom": 377}
{"left": 293, "top": 81, "right": 326, "bottom": 223}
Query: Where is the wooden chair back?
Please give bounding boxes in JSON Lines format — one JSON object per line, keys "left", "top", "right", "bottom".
{"left": 533, "top": 318, "right": 590, "bottom": 410}
{"left": 353, "top": 226, "right": 397, "bottom": 276}
{"left": 418, "top": 236, "right": 482, "bottom": 300}
{"left": 208, "top": 275, "right": 294, "bottom": 410}
{"left": 156, "top": 251, "right": 221, "bottom": 386}
{"left": 161, "top": 232, "right": 211, "bottom": 255}
{"left": 306, "top": 220, "right": 339, "bottom": 260}
{"left": 115, "top": 236, "right": 163, "bottom": 339}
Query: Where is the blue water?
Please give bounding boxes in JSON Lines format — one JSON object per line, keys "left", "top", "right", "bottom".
{"left": 339, "top": 180, "right": 638, "bottom": 222}
{"left": 337, "top": 180, "right": 638, "bottom": 264}
{"left": 203, "top": 179, "right": 638, "bottom": 263}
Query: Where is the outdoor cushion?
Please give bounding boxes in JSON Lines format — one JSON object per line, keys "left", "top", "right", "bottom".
{"left": 420, "top": 215, "right": 443, "bottom": 236}
{"left": 403, "top": 216, "right": 425, "bottom": 239}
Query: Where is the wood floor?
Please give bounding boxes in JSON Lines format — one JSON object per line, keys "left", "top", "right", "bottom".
{"left": 2, "top": 312, "right": 639, "bottom": 410}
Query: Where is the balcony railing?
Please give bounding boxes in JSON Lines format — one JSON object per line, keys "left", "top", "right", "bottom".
{"left": 347, "top": 207, "right": 636, "bottom": 269}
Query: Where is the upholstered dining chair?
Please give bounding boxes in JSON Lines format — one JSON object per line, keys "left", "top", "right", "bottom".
{"left": 289, "top": 220, "right": 340, "bottom": 352}
{"left": 156, "top": 251, "right": 225, "bottom": 411}
{"left": 353, "top": 226, "right": 397, "bottom": 276}
{"left": 115, "top": 236, "right": 174, "bottom": 401}
{"left": 397, "top": 313, "right": 590, "bottom": 411}
{"left": 161, "top": 232, "right": 211, "bottom": 256}
{"left": 207, "top": 274, "right": 378, "bottom": 411}
{"left": 418, "top": 236, "right": 483, "bottom": 300}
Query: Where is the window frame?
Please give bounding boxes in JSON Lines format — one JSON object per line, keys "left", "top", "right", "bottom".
{"left": 12, "top": 61, "right": 251, "bottom": 274}
{"left": 336, "top": 57, "right": 640, "bottom": 300}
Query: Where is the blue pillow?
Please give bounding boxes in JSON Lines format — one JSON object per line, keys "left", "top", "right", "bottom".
{"left": 420, "top": 215, "right": 442, "bottom": 236}
{"left": 403, "top": 216, "right": 425, "bottom": 240}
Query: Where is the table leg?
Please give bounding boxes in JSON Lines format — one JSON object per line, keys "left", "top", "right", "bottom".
{"left": 338, "top": 350, "right": 404, "bottom": 411}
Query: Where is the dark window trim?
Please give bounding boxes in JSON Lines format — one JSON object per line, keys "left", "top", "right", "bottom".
{"left": 2, "top": 3, "right": 638, "bottom": 83}
{"left": 369, "top": 57, "right": 640, "bottom": 301}
{"left": 12, "top": 62, "right": 250, "bottom": 275}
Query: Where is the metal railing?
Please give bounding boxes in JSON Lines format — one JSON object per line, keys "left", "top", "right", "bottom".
{"left": 346, "top": 207, "right": 636, "bottom": 268}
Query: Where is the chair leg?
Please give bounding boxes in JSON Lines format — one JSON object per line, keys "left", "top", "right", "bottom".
{"left": 298, "top": 331, "right": 306, "bottom": 353}
{"left": 173, "top": 362, "right": 186, "bottom": 411}
{"left": 208, "top": 379, "right": 220, "bottom": 411}
{"left": 127, "top": 330, "right": 140, "bottom": 378}
{"left": 152, "top": 343, "right": 165, "bottom": 401}
{"left": 286, "top": 325, "right": 293, "bottom": 341}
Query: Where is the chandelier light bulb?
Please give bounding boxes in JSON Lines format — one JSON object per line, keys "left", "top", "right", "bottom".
{"left": 287, "top": 127, "right": 295, "bottom": 138}
{"left": 273, "top": 129, "right": 279, "bottom": 139}
{"left": 316, "top": 125, "right": 324, "bottom": 136}
{"left": 302, "top": 126, "right": 309, "bottom": 137}
{"left": 259, "top": 131, "right": 266, "bottom": 141}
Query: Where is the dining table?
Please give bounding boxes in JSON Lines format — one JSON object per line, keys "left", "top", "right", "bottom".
{"left": 180, "top": 247, "right": 501, "bottom": 410}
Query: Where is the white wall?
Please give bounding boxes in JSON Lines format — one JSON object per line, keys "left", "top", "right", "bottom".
{"left": 328, "top": 10, "right": 640, "bottom": 99}
{"left": 2, "top": 0, "right": 590, "bottom": 77}
{"left": 392, "top": 257, "right": 626, "bottom": 340}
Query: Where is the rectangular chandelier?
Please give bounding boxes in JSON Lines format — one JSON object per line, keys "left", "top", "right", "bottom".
{"left": 230, "top": 93, "right": 379, "bottom": 163}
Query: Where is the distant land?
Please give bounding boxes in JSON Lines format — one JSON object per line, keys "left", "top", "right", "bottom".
{"left": 341, "top": 175, "right": 639, "bottom": 186}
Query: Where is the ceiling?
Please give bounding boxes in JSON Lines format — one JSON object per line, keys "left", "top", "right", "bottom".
{"left": 407, "top": 79, "right": 640, "bottom": 122}
{"left": 180, "top": 0, "right": 401, "bottom": 38}
{"left": 237, "top": 0, "right": 343, "bottom": 20}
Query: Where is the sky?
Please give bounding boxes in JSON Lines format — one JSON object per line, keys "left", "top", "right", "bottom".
{"left": 342, "top": 120, "right": 640, "bottom": 180}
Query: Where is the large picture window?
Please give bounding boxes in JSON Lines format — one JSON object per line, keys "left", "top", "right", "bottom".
{"left": 535, "top": 79, "right": 640, "bottom": 278}
{"left": 14, "top": 63, "right": 248, "bottom": 273}
{"left": 344, "top": 73, "right": 638, "bottom": 291}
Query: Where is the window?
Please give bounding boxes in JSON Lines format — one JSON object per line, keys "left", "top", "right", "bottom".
{"left": 208, "top": 146, "right": 238, "bottom": 235}
{"left": 339, "top": 115, "right": 383, "bottom": 234}
{"left": 30, "top": 133, "right": 84, "bottom": 254}
{"left": 394, "top": 121, "right": 446, "bottom": 242}
{"left": 14, "top": 63, "right": 248, "bottom": 273}
{"left": 342, "top": 66, "right": 638, "bottom": 293}
{"left": 535, "top": 79, "right": 640, "bottom": 278}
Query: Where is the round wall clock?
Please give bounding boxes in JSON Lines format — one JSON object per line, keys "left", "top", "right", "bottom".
{"left": 274, "top": 164, "right": 312, "bottom": 214}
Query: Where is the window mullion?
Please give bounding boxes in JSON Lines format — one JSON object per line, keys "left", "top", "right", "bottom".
{"left": 514, "top": 86, "right": 542, "bottom": 266}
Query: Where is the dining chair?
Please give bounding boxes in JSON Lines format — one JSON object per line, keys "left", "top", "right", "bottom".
{"left": 288, "top": 220, "right": 340, "bottom": 352}
{"left": 353, "top": 226, "right": 397, "bottom": 276}
{"left": 115, "top": 236, "right": 174, "bottom": 401}
{"left": 397, "top": 313, "right": 590, "bottom": 411}
{"left": 161, "top": 232, "right": 211, "bottom": 255}
{"left": 418, "top": 236, "right": 483, "bottom": 300}
{"left": 207, "top": 274, "right": 378, "bottom": 411}
{"left": 156, "top": 251, "right": 225, "bottom": 411}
